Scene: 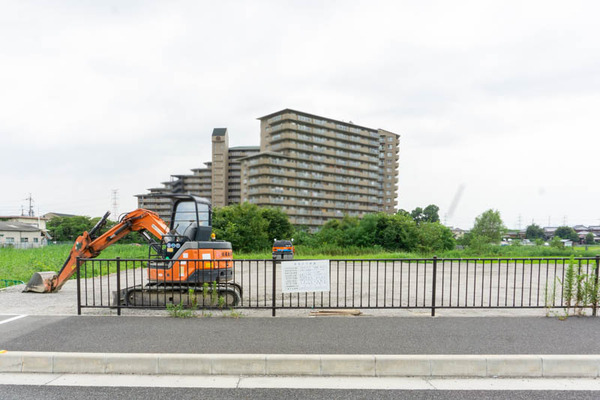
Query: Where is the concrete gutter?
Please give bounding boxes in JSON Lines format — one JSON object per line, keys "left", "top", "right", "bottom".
{"left": 2, "top": 352, "right": 600, "bottom": 377}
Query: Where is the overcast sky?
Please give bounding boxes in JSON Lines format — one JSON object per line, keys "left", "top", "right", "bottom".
{"left": 1, "top": 0, "right": 599, "bottom": 229}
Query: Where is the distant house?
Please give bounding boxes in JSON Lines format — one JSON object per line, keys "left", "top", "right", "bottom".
{"left": 0, "top": 221, "right": 48, "bottom": 248}
{"left": 43, "top": 212, "right": 77, "bottom": 220}
{"left": 504, "top": 230, "right": 525, "bottom": 240}
{"left": 449, "top": 227, "right": 467, "bottom": 239}
{"left": 543, "top": 227, "right": 558, "bottom": 240}
{"left": 0, "top": 215, "right": 48, "bottom": 231}
{"left": 561, "top": 239, "right": 574, "bottom": 247}
{"left": 577, "top": 231, "right": 600, "bottom": 244}
{"left": 589, "top": 226, "right": 600, "bottom": 235}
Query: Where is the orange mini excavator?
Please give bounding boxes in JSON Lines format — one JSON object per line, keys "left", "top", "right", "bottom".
{"left": 23, "top": 194, "right": 241, "bottom": 306}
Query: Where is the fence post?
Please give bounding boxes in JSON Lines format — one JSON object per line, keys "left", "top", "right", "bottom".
{"left": 116, "top": 257, "right": 121, "bottom": 316}
{"left": 76, "top": 257, "right": 81, "bottom": 316}
{"left": 431, "top": 256, "right": 437, "bottom": 317}
{"left": 272, "top": 258, "right": 277, "bottom": 317}
{"left": 594, "top": 255, "right": 600, "bottom": 317}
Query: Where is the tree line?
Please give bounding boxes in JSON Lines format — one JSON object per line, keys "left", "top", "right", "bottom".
{"left": 212, "top": 203, "right": 454, "bottom": 253}
{"left": 46, "top": 203, "right": 454, "bottom": 254}
{"left": 46, "top": 216, "right": 142, "bottom": 244}
{"left": 47, "top": 203, "right": 592, "bottom": 255}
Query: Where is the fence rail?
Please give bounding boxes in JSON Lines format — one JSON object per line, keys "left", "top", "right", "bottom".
{"left": 76, "top": 256, "right": 600, "bottom": 316}
{"left": 0, "top": 279, "right": 25, "bottom": 289}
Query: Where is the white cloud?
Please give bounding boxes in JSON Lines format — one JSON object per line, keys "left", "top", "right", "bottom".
{"left": 1, "top": 0, "right": 599, "bottom": 228}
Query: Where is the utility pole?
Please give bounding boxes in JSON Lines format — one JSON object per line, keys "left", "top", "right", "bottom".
{"left": 24, "top": 193, "right": 35, "bottom": 217}
{"left": 517, "top": 214, "right": 522, "bottom": 230}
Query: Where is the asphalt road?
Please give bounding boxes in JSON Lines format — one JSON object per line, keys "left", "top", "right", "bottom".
{"left": 1, "top": 386, "right": 598, "bottom": 400}
{"left": 2, "top": 315, "right": 599, "bottom": 354}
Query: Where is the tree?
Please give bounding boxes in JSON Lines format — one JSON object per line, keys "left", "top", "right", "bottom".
{"left": 555, "top": 226, "right": 579, "bottom": 242}
{"left": 470, "top": 209, "right": 506, "bottom": 244}
{"left": 47, "top": 216, "right": 97, "bottom": 242}
{"left": 525, "top": 223, "right": 545, "bottom": 240}
{"left": 376, "top": 213, "right": 418, "bottom": 251}
{"left": 212, "top": 203, "right": 270, "bottom": 252}
{"left": 550, "top": 236, "right": 564, "bottom": 249}
{"left": 46, "top": 215, "right": 148, "bottom": 244}
{"left": 415, "top": 222, "right": 455, "bottom": 252}
{"left": 396, "top": 209, "right": 411, "bottom": 218}
{"left": 585, "top": 233, "right": 595, "bottom": 245}
{"left": 410, "top": 207, "right": 424, "bottom": 223}
{"left": 409, "top": 204, "right": 440, "bottom": 224}
{"left": 260, "top": 207, "right": 294, "bottom": 243}
{"left": 423, "top": 205, "right": 440, "bottom": 223}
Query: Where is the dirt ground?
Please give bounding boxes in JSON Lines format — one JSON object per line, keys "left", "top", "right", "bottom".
{"left": 1, "top": 275, "right": 548, "bottom": 318}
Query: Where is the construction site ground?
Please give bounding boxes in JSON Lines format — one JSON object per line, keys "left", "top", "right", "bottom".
{"left": 1, "top": 272, "right": 556, "bottom": 318}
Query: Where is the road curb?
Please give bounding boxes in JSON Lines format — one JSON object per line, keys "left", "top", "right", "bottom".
{"left": 2, "top": 352, "right": 600, "bottom": 377}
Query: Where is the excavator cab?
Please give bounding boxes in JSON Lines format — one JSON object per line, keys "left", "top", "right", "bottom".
{"left": 157, "top": 195, "right": 213, "bottom": 259}
{"left": 170, "top": 196, "right": 211, "bottom": 240}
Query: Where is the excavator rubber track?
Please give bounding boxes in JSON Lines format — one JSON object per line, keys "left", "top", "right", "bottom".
{"left": 112, "top": 282, "right": 243, "bottom": 308}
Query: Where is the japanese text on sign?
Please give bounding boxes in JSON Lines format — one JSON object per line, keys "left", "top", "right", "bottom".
{"left": 281, "top": 260, "right": 330, "bottom": 293}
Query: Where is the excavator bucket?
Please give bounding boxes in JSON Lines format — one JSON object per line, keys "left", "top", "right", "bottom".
{"left": 22, "top": 271, "right": 57, "bottom": 293}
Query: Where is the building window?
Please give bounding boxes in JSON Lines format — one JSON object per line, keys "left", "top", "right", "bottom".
{"left": 34, "top": 238, "right": 39, "bottom": 243}
{"left": 21, "top": 237, "right": 29, "bottom": 243}
{"left": 6, "top": 237, "right": 14, "bottom": 244}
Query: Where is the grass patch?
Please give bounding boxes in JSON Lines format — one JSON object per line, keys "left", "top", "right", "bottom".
{"left": 0, "top": 244, "right": 148, "bottom": 283}
{"left": 236, "top": 244, "right": 600, "bottom": 260}
{"left": 3, "top": 243, "right": 599, "bottom": 283}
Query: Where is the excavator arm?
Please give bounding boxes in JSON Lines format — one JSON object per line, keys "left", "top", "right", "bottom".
{"left": 24, "top": 209, "right": 169, "bottom": 293}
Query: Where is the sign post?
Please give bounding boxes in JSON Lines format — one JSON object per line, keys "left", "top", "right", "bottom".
{"left": 281, "top": 260, "right": 330, "bottom": 293}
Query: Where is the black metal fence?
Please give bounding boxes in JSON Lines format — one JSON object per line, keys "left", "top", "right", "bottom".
{"left": 76, "top": 256, "right": 600, "bottom": 316}
{"left": 0, "top": 279, "right": 25, "bottom": 289}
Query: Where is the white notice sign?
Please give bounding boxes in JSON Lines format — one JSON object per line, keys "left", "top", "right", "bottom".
{"left": 281, "top": 260, "right": 330, "bottom": 293}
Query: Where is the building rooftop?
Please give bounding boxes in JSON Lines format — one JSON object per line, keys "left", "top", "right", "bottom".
{"left": 258, "top": 108, "right": 400, "bottom": 137}
{"left": 0, "top": 215, "right": 48, "bottom": 221}
{"left": 0, "top": 221, "right": 41, "bottom": 232}
{"left": 41, "top": 213, "right": 75, "bottom": 218}
{"left": 212, "top": 128, "right": 227, "bottom": 137}
{"left": 229, "top": 146, "right": 260, "bottom": 151}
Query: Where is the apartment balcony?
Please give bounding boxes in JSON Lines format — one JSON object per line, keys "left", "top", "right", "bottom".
{"left": 268, "top": 122, "right": 379, "bottom": 154}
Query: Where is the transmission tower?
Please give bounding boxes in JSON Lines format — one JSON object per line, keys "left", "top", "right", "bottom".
{"left": 111, "top": 189, "right": 119, "bottom": 221}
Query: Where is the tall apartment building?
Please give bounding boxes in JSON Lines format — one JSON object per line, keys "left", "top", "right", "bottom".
{"left": 136, "top": 110, "right": 400, "bottom": 229}
{"left": 136, "top": 128, "right": 259, "bottom": 223}
{"left": 240, "top": 109, "right": 399, "bottom": 230}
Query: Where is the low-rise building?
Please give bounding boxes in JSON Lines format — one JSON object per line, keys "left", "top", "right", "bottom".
{"left": 0, "top": 221, "right": 48, "bottom": 248}
{"left": 0, "top": 215, "right": 48, "bottom": 231}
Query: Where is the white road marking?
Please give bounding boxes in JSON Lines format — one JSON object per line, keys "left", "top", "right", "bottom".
{"left": 1, "top": 374, "right": 600, "bottom": 390}
{"left": 0, "top": 315, "right": 27, "bottom": 325}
